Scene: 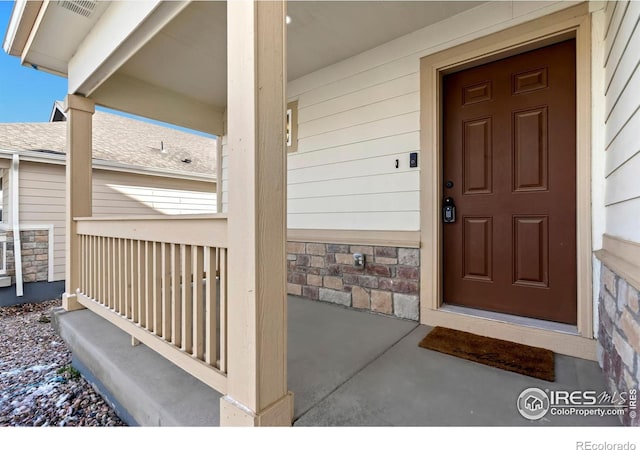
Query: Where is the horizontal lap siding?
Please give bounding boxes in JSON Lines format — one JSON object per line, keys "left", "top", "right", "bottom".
{"left": 286, "top": 1, "right": 577, "bottom": 231}
{"left": 2, "top": 170, "right": 9, "bottom": 224}
{"left": 217, "top": 1, "right": 580, "bottom": 230}
{"left": 604, "top": 0, "right": 640, "bottom": 242}
{"left": 18, "top": 162, "right": 216, "bottom": 281}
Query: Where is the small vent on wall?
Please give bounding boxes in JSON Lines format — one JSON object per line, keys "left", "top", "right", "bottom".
{"left": 57, "top": 0, "right": 97, "bottom": 18}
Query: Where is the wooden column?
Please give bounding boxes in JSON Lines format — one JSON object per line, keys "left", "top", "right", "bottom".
{"left": 221, "top": 0, "right": 293, "bottom": 426}
{"left": 62, "top": 94, "right": 95, "bottom": 311}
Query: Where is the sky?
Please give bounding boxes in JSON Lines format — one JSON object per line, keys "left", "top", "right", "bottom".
{"left": 0, "top": 1, "right": 68, "bottom": 123}
{"left": 0, "top": 1, "right": 213, "bottom": 137}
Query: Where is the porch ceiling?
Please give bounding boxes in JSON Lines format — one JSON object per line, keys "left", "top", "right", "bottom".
{"left": 10, "top": 0, "right": 484, "bottom": 133}
{"left": 102, "top": 1, "right": 484, "bottom": 110}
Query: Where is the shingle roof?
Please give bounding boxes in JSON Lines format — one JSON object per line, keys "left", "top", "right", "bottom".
{"left": 0, "top": 108, "right": 216, "bottom": 176}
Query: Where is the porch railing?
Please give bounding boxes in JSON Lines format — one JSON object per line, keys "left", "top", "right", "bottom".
{"left": 74, "top": 214, "right": 228, "bottom": 394}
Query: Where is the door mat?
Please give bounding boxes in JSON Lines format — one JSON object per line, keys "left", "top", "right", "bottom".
{"left": 418, "top": 327, "right": 555, "bottom": 381}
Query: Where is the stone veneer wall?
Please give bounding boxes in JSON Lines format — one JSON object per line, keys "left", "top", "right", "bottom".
{"left": 286, "top": 241, "right": 420, "bottom": 321}
{"left": 597, "top": 264, "right": 640, "bottom": 426}
{"left": 4, "top": 230, "right": 49, "bottom": 282}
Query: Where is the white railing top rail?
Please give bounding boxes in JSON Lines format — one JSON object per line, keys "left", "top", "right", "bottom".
{"left": 75, "top": 214, "right": 228, "bottom": 248}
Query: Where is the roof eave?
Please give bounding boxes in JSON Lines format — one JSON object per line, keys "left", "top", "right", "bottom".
{"left": 0, "top": 148, "right": 216, "bottom": 184}
{"left": 3, "top": 1, "right": 43, "bottom": 57}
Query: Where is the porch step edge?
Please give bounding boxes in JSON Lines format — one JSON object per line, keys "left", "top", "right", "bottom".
{"left": 52, "top": 307, "right": 221, "bottom": 426}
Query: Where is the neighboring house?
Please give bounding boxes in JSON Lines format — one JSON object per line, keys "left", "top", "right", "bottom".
{"left": 0, "top": 102, "right": 217, "bottom": 305}
{"left": 3, "top": 0, "right": 639, "bottom": 426}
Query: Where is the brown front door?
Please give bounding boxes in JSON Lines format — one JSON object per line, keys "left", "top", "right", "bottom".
{"left": 442, "top": 40, "right": 577, "bottom": 324}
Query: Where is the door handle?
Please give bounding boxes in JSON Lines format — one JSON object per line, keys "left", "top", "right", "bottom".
{"left": 443, "top": 197, "right": 456, "bottom": 223}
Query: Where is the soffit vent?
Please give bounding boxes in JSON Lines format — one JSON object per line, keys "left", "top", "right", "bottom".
{"left": 57, "top": 0, "right": 97, "bottom": 18}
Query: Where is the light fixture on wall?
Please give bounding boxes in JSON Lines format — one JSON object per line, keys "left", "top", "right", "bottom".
{"left": 286, "top": 15, "right": 292, "bottom": 25}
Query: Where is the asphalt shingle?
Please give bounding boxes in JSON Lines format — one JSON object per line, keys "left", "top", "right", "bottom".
{"left": 0, "top": 110, "right": 216, "bottom": 176}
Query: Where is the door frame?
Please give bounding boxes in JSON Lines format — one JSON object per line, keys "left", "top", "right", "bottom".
{"left": 419, "top": 4, "right": 595, "bottom": 359}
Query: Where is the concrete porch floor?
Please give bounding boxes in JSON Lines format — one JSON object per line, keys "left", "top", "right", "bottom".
{"left": 53, "top": 295, "right": 619, "bottom": 426}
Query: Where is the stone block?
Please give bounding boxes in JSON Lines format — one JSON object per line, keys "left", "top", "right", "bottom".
{"left": 343, "top": 274, "right": 359, "bottom": 285}
{"left": 350, "top": 245, "right": 373, "bottom": 256}
{"left": 352, "top": 286, "right": 370, "bottom": 309}
{"left": 397, "top": 266, "right": 419, "bottom": 280}
{"left": 627, "top": 284, "right": 639, "bottom": 314}
{"left": 319, "top": 288, "right": 351, "bottom": 306}
{"left": 375, "top": 247, "right": 397, "bottom": 258}
{"left": 394, "top": 294, "right": 419, "bottom": 321}
{"left": 323, "top": 276, "right": 343, "bottom": 290}
{"left": 306, "top": 243, "right": 326, "bottom": 256}
{"left": 303, "top": 285, "right": 319, "bottom": 300}
{"left": 287, "top": 283, "right": 302, "bottom": 296}
{"left": 603, "top": 265, "right": 617, "bottom": 298}
{"left": 325, "top": 253, "right": 336, "bottom": 264}
{"left": 375, "top": 257, "right": 398, "bottom": 265}
{"left": 604, "top": 291, "right": 617, "bottom": 321}
{"left": 287, "top": 242, "right": 305, "bottom": 254}
{"left": 288, "top": 272, "right": 306, "bottom": 285}
{"left": 327, "top": 244, "right": 349, "bottom": 253}
{"left": 379, "top": 278, "right": 419, "bottom": 294}
{"left": 295, "top": 255, "right": 310, "bottom": 266}
{"left": 371, "top": 290, "right": 392, "bottom": 315}
{"left": 618, "top": 281, "right": 629, "bottom": 312}
{"left": 307, "top": 274, "right": 323, "bottom": 287}
{"left": 398, "top": 248, "right": 420, "bottom": 266}
{"left": 310, "top": 256, "right": 325, "bottom": 268}
{"left": 287, "top": 254, "right": 297, "bottom": 261}
{"left": 613, "top": 331, "right": 635, "bottom": 371}
{"left": 365, "top": 263, "right": 391, "bottom": 277}
{"left": 335, "top": 253, "right": 353, "bottom": 265}
{"left": 326, "top": 264, "right": 341, "bottom": 276}
{"left": 358, "top": 275, "right": 379, "bottom": 289}
{"left": 35, "top": 234, "right": 48, "bottom": 243}
{"left": 620, "top": 311, "right": 640, "bottom": 353}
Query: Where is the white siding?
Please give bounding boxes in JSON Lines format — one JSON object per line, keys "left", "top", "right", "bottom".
{"left": 18, "top": 161, "right": 216, "bottom": 281}
{"left": 2, "top": 169, "right": 9, "bottom": 224}
{"left": 221, "top": 1, "right": 580, "bottom": 231}
{"left": 604, "top": 0, "right": 640, "bottom": 242}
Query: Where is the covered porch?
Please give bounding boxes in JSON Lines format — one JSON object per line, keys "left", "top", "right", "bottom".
{"left": 5, "top": 0, "right": 628, "bottom": 426}
{"left": 53, "top": 294, "right": 616, "bottom": 426}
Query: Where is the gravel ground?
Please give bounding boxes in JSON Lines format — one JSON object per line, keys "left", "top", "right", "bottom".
{"left": 0, "top": 300, "right": 126, "bottom": 426}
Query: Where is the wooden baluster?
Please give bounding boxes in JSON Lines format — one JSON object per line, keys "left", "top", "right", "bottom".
{"left": 219, "top": 247, "right": 227, "bottom": 372}
{"left": 145, "top": 241, "right": 153, "bottom": 331}
{"left": 91, "top": 236, "right": 96, "bottom": 299}
{"left": 205, "top": 246, "right": 218, "bottom": 366}
{"left": 131, "top": 239, "right": 139, "bottom": 323}
{"left": 118, "top": 239, "right": 125, "bottom": 315}
{"left": 181, "top": 244, "right": 192, "bottom": 353}
{"left": 112, "top": 238, "right": 118, "bottom": 312}
{"left": 102, "top": 237, "right": 111, "bottom": 308}
{"left": 193, "top": 245, "right": 204, "bottom": 360}
{"left": 100, "top": 237, "right": 109, "bottom": 305}
{"left": 153, "top": 242, "right": 162, "bottom": 336}
{"left": 171, "top": 243, "right": 181, "bottom": 348}
{"left": 162, "top": 243, "right": 171, "bottom": 342}
{"left": 138, "top": 240, "right": 146, "bottom": 327}
{"left": 123, "top": 239, "right": 129, "bottom": 319}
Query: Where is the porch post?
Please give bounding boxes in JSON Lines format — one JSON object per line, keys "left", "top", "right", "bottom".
{"left": 221, "top": 0, "right": 293, "bottom": 426}
{"left": 62, "top": 94, "right": 95, "bottom": 311}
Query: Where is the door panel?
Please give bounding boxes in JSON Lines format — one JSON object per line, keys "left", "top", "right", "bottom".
{"left": 442, "top": 39, "right": 577, "bottom": 324}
